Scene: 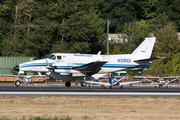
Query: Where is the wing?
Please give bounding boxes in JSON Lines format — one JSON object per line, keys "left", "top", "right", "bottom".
{"left": 72, "top": 61, "right": 107, "bottom": 75}
{"left": 134, "top": 77, "right": 159, "bottom": 85}
{"left": 119, "top": 81, "right": 143, "bottom": 86}
{"left": 165, "top": 77, "right": 179, "bottom": 84}
{"left": 162, "top": 77, "right": 179, "bottom": 80}
{"left": 133, "top": 76, "right": 159, "bottom": 79}
{"left": 85, "top": 81, "right": 111, "bottom": 86}
{"left": 134, "top": 76, "right": 180, "bottom": 79}
{"left": 99, "top": 76, "right": 122, "bottom": 79}
{"left": 0, "top": 75, "right": 47, "bottom": 78}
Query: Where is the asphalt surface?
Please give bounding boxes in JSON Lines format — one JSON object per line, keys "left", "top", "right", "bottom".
{"left": 0, "top": 82, "right": 180, "bottom": 96}
{"left": 0, "top": 85, "right": 180, "bottom": 92}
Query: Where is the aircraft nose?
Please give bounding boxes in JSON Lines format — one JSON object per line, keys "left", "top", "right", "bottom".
{"left": 14, "top": 65, "right": 19, "bottom": 71}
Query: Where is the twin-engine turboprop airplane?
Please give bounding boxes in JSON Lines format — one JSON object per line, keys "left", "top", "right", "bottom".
{"left": 14, "top": 37, "right": 163, "bottom": 87}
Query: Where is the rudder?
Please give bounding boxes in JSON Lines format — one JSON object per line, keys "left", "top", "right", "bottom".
{"left": 131, "top": 37, "right": 156, "bottom": 59}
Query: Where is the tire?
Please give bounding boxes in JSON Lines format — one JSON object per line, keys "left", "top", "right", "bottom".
{"left": 101, "top": 85, "right": 105, "bottom": 89}
{"left": 65, "top": 82, "right": 71, "bottom": 87}
{"left": 81, "top": 82, "right": 87, "bottom": 87}
{"left": 15, "top": 80, "right": 21, "bottom": 87}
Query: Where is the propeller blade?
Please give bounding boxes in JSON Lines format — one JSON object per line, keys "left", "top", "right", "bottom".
{"left": 45, "top": 59, "right": 50, "bottom": 66}
{"left": 45, "top": 59, "right": 55, "bottom": 72}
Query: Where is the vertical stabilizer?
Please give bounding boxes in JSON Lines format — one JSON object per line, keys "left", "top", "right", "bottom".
{"left": 131, "top": 37, "right": 156, "bottom": 59}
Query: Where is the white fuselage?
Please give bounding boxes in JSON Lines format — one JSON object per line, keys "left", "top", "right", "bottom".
{"left": 17, "top": 53, "right": 150, "bottom": 80}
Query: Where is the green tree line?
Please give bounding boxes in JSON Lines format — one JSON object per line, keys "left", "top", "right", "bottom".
{"left": 0, "top": 0, "right": 180, "bottom": 76}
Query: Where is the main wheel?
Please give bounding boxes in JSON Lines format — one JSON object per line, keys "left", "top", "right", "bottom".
{"left": 81, "top": 82, "right": 87, "bottom": 87}
{"left": 101, "top": 85, "right": 105, "bottom": 89}
{"left": 65, "top": 82, "right": 71, "bottom": 87}
{"left": 15, "top": 80, "right": 21, "bottom": 87}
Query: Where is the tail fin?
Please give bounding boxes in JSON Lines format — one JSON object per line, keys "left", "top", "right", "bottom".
{"left": 131, "top": 37, "right": 156, "bottom": 59}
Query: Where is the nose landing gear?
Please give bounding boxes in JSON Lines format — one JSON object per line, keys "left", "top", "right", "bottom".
{"left": 15, "top": 80, "right": 21, "bottom": 87}
{"left": 65, "top": 81, "right": 71, "bottom": 87}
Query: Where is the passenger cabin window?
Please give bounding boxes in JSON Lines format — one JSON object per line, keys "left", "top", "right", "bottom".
{"left": 57, "top": 56, "right": 61, "bottom": 60}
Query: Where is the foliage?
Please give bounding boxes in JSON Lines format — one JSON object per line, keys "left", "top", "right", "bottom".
{"left": 127, "top": 69, "right": 142, "bottom": 76}
{"left": 9, "top": 66, "right": 18, "bottom": 75}
{"left": 143, "top": 21, "right": 180, "bottom": 76}
{"left": 94, "top": 0, "right": 139, "bottom": 33}
{"left": 140, "top": 0, "right": 159, "bottom": 24}
{"left": 9, "top": 65, "right": 27, "bottom": 75}
{"left": 156, "top": 0, "right": 180, "bottom": 30}
{"left": 110, "top": 20, "right": 151, "bottom": 54}
{"left": 75, "top": 80, "right": 78, "bottom": 87}
{"left": 155, "top": 22, "right": 180, "bottom": 60}
{"left": 0, "top": 0, "right": 105, "bottom": 58}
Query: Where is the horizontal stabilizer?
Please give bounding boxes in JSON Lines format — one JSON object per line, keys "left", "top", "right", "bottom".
{"left": 134, "top": 57, "right": 165, "bottom": 63}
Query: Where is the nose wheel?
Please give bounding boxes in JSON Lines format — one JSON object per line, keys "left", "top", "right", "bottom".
{"left": 15, "top": 80, "right": 21, "bottom": 87}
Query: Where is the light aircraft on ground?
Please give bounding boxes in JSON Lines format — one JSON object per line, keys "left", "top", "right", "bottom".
{"left": 81, "top": 76, "right": 143, "bottom": 89}
{"left": 134, "top": 76, "right": 179, "bottom": 88}
{"left": 15, "top": 75, "right": 47, "bottom": 87}
{"left": 14, "top": 37, "right": 163, "bottom": 88}
{"left": 0, "top": 74, "right": 47, "bottom": 87}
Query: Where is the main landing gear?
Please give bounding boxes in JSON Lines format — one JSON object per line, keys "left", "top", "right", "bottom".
{"left": 101, "top": 85, "right": 105, "bottom": 89}
{"left": 65, "top": 81, "right": 71, "bottom": 87}
{"left": 81, "top": 82, "right": 87, "bottom": 87}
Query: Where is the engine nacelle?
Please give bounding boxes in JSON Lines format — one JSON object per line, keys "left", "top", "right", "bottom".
{"left": 25, "top": 76, "right": 33, "bottom": 84}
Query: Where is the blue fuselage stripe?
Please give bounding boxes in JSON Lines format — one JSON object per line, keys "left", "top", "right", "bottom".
{"left": 20, "top": 62, "right": 150, "bottom": 70}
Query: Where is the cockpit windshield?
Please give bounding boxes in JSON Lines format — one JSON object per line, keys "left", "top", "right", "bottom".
{"left": 47, "top": 55, "right": 56, "bottom": 60}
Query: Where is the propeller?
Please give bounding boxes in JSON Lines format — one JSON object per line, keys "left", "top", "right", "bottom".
{"left": 45, "top": 59, "right": 55, "bottom": 72}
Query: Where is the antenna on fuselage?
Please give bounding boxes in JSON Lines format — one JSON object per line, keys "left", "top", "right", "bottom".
{"left": 97, "top": 51, "right": 101, "bottom": 55}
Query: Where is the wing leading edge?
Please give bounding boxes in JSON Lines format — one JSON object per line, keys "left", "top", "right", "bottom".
{"left": 72, "top": 61, "right": 107, "bottom": 75}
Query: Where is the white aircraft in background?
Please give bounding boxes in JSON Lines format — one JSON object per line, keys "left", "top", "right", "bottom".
{"left": 14, "top": 37, "right": 163, "bottom": 87}
{"left": 134, "top": 76, "right": 179, "bottom": 88}
{"left": 81, "top": 76, "right": 143, "bottom": 89}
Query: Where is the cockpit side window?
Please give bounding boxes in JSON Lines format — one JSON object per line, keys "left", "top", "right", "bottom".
{"left": 47, "top": 55, "right": 56, "bottom": 60}
{"left": 52, "top": 56, "right": 56, "bottom": 60}
{"left": 57, "top": 56, "right": 61, "bottom": 60}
